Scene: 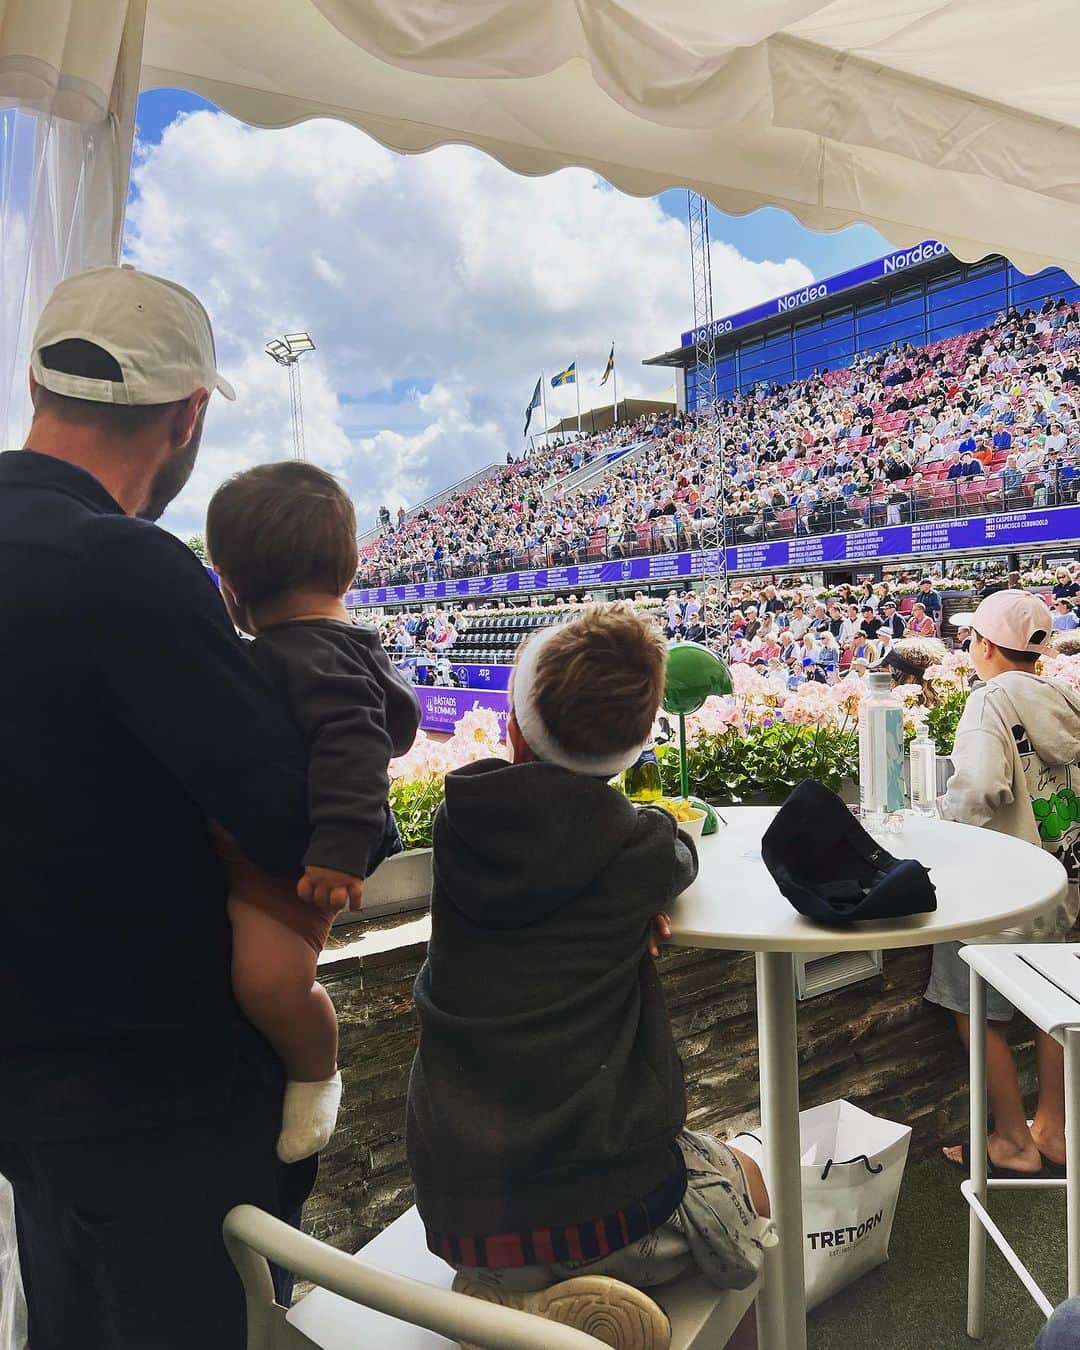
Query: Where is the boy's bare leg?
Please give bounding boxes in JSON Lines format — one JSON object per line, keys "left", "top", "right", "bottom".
{"left": 229, "top": 899, "right": 338, "bottom": 1081}
{"left": 943, "top": 1013, "right": 1042, "bottom": 1173}
{"left": 1031, "top": 1030, "right": 1066, "bottom": 1167}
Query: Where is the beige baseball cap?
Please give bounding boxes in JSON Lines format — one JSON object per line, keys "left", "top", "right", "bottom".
{"left": 953, "top": 591, "right": 1053, "bottom": 654}
{"left": 30, "top": 265, "right": 235, "bottom": 406}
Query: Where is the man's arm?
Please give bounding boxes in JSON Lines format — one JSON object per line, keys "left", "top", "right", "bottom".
{"left": 83, "top": 519, "right": 309, "bottom": 878}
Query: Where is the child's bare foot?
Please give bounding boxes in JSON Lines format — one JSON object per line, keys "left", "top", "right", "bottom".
{"left": 942, "top": 1130, "right": 1042, "bottom": 1175}
{"left": 277, "top": 1071, "right": 342, "bottom": 1162}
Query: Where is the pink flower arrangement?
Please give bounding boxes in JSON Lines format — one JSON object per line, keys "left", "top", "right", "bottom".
{"left": 1041, "top": 654, "right": 1080, "bottom": 690}
{"left": 390, "top": 707, "right": 508, "bottom": 780}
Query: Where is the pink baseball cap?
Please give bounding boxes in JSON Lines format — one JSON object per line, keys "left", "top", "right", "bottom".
{"left": 952, "top": 591, "right": 1053, "bottom": 654}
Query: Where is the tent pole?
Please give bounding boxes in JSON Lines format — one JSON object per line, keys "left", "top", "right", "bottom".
{"left": 541, "top": 372, "right": 549, "bottom": 446}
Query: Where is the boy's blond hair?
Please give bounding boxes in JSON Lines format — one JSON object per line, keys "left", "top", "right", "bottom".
{"left": 520, "top": 603, "right": 666, "bottom": 760}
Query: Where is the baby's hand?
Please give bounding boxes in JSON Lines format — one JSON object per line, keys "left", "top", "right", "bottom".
{"left": 298, "top": 866, "right": 363, "bottom": 913}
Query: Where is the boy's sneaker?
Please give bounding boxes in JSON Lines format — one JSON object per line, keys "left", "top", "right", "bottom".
{"left": 451, "top": 1273, "right": 671, "bottom": 1350}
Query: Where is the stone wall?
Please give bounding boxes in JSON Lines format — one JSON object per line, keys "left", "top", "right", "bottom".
{"left": 308, "top": 932, "right": 1036, "bottom": 1254}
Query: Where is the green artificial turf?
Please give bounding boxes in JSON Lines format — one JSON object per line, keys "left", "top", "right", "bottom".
{"left": 807, "top": 1156, "right": 1066, "bottom": 1349}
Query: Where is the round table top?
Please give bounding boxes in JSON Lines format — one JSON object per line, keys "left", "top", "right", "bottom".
{"left": 667, "top": 806, "right": 1069, "bottom": 953}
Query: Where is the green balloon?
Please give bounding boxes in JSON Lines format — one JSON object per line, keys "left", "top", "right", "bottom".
{"left": 663, "top": 641, "right": 733, "bottom": 715}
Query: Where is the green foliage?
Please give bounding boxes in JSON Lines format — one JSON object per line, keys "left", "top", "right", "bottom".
{"left": 925, "top": 689, "right": 970, "bottom": 756}
{"left": 657, "top": 724, "right": 859, "bottom": 806}
{"left": 186, "top": 533, "right": 207, "bottom": 561}
{"left": 388, "top": 775, "right": 445, "bottom": 851}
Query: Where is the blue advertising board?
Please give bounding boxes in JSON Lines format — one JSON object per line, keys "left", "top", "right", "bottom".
{"left": 416, "top": 687, "right": 509, "bottom": 736}
{"left": 451, "top": 663, "right": 512, "bottom": 690}
{"left": 346, "top": 504, "right": 1080, "bottom": 610}
{"left": 679, "top": 240, "right": 950, "bottom": 347}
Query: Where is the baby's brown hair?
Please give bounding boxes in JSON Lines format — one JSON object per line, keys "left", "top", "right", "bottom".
{"left": 521, "top": 603, "right": 667, "bottom": 760}
{"left": 206, "top": 462, "right": 357, "bottom": 609}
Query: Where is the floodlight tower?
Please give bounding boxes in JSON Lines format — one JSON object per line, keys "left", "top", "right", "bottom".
{"left": 687, "top": 192, "right": 729, "bottom": 648}
{"left": 265, "top": 331, "right": 316, "bottom": 461}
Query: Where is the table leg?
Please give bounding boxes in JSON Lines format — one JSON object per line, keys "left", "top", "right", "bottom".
{"left": 754, "top": 950, "right": 806, "bottom": 1350}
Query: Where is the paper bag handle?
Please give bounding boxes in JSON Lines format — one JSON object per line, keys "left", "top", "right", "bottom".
{"left": 820, "top": 1154, "right": 884, "bottom": 1182}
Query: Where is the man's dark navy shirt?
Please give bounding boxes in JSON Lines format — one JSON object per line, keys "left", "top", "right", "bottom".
{"left": 0, "top": 451, "right": 310, "bottom": 1141}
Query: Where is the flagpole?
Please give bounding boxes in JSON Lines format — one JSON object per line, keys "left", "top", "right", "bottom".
{"left": 541, "top": 372, "right": 549, "bottom": 446}
{"left": 576, "top": 357, "right": 581, "bottom": 438}
{"left": 612, "top": 340, "right": 618, "bottom": 427}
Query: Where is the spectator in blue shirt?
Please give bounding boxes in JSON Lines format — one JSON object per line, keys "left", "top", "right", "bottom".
{"left": 958, "top": 433, "right": 977, "bottom": 455}
{"left": 948, "top": 452, "right": 983, "bottom": 480}
{"left": 992, "top": 427, "right": 1013, "bottom": 450}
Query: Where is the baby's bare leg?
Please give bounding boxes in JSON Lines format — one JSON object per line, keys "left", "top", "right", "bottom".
{"left": 229, "top": 898, "right": 337, "bottom": 1081}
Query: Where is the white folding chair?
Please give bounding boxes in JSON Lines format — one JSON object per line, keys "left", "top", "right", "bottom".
{"left": 229, "top": 1203, "right": 757, "bottom": 1350}
{"left": 959, "top": 943, "right": 1080, "bottom": 1338}
{"left": 223, "top": 1205, "right": 600, "bottom": 1350}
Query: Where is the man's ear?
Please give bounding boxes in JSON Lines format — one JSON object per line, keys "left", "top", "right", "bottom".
{"left": 172, "top": 389, "right": 210, "bottom": 450}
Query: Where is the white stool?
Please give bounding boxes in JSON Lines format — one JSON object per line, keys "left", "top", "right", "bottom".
{"left": 285, "top": 1206, "right": 758, "bottom": 1350}
{"left": 959, "top": 943, "right": 1080, "bottom": 1338}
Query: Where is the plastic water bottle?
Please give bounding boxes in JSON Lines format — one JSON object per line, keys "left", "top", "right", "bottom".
{"left": 859, "top": 672, "right": 905, "bottom": 835}
{"left": 908, "top": 722, "right": 939, "bottom": 817}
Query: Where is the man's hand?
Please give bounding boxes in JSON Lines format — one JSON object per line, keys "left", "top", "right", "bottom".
{"left": 298, "top": 866, "right": 364, "bottom": 913}
{"left": 648, "top": 912, "right": 672, "bottom": 959}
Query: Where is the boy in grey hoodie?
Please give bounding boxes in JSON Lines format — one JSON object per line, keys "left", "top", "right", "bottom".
{"left": 925, "top": 591, "right": 1080, "bottom": 1179}
{"left": 407, "top": 605, "right": 774, "bottom": 1350}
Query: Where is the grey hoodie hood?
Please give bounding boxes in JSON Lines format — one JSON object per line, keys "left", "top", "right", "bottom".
{"left": 985, "top": 671, "right": 1080, "bottom": 766}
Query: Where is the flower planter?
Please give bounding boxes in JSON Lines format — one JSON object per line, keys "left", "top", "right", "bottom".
{"left": 331, "top": 847, "right": 432, "bottom": 928}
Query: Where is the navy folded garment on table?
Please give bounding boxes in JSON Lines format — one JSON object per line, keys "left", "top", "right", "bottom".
{"left": 761, "top": 780, "right": 937, "bottom": 924}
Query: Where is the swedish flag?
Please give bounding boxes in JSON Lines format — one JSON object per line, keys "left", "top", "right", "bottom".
{"left": 599, "top": 344, "right": 615, "bottom": 386}
{"left": 551, "top": 362, "right": 576, "bottom": 388}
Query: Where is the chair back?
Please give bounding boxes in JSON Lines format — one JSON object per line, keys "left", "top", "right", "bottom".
{"left": 223, "top": 1206, "right": 602, "bottom": 1350}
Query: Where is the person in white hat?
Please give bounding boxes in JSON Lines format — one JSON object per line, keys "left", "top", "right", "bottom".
{"left": 928, "top": 591, "right": 1080, "bottom": 1180}
{"left": 0, "top": 266, "right": 317, "bottom": 1348}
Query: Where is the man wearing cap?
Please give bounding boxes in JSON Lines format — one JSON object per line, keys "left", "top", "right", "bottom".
{"left": 878, "top": 600, "right": 906, "bottom": 639}
{"left": 930, "top": 591, "right": 1080, "bottom": 1180}
{"left": 0, "top": 267, "right": 315, "bottom": 1348}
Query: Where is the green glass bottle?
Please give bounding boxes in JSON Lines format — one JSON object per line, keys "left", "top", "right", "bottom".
{"left": 622, "top": 748, "right": 663, "bottom": 803}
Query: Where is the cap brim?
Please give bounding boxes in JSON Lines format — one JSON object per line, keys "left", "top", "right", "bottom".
{"left": 215, "top": 373, "right": 236, "bottom": 401}
{"left": 949, "top": 611, "right": 977, "bottom": 627}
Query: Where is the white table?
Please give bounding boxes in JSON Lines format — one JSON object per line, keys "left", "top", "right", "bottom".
{"left": 667, "top": 807, "right": 1068, "bottom": 1350}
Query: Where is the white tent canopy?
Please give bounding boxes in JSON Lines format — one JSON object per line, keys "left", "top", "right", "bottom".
{"left": 7, "top": 0, "right": 1080, "bottom": 274}
{"left": 2, "top": 0, "right": 1080, "bottom": 434}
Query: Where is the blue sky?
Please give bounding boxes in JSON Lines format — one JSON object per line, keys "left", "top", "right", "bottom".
{"left": 129, "top": 90, "right": 889, "bottom": 535}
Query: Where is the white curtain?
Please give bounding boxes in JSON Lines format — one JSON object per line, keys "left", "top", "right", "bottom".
{"left": 0, "top": 0, "right": 143, "bottom": 450}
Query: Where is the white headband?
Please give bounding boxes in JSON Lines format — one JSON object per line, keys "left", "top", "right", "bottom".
{"left": 510, "top": 624, "right": 650, "bottom": 778}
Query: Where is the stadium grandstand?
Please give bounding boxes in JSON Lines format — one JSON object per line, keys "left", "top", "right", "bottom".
{"left": 351, "top": 240, "right": 1080, "bottom": 615}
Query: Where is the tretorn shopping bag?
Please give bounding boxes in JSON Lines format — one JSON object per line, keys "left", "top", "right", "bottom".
{"left": 735, "top": 1098, "right": 911, "bottom": 1310}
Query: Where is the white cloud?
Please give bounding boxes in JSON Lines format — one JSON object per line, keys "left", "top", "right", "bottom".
{"left": 123, "top": 111, "right": 813, "bottom": 537}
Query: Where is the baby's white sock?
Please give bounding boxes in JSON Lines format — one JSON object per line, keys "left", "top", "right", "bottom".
{"left": 276, "top": 1071, "right": 342, "bottom": 1163}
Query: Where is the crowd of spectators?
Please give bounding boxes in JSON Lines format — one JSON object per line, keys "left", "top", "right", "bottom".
{"left": 366, "top": 563, "right": 1080, "bottom": 689}
{"left": 355, "top": 296, "right": 1080, "bottom": 589}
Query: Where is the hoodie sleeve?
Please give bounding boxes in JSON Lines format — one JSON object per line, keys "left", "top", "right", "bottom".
{"left": 637, "top": 805, "right": 700, "bottom": 904}
{"left": 940, "top": 689, "right": 1016, "bottom": 829}
{"left": 253, "top": 628, "right": 418, "bottom": 878}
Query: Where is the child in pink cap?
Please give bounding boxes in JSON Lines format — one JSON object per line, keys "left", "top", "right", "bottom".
{"left": 928, "top": 590, "right": 1080, "bottom": 1179}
